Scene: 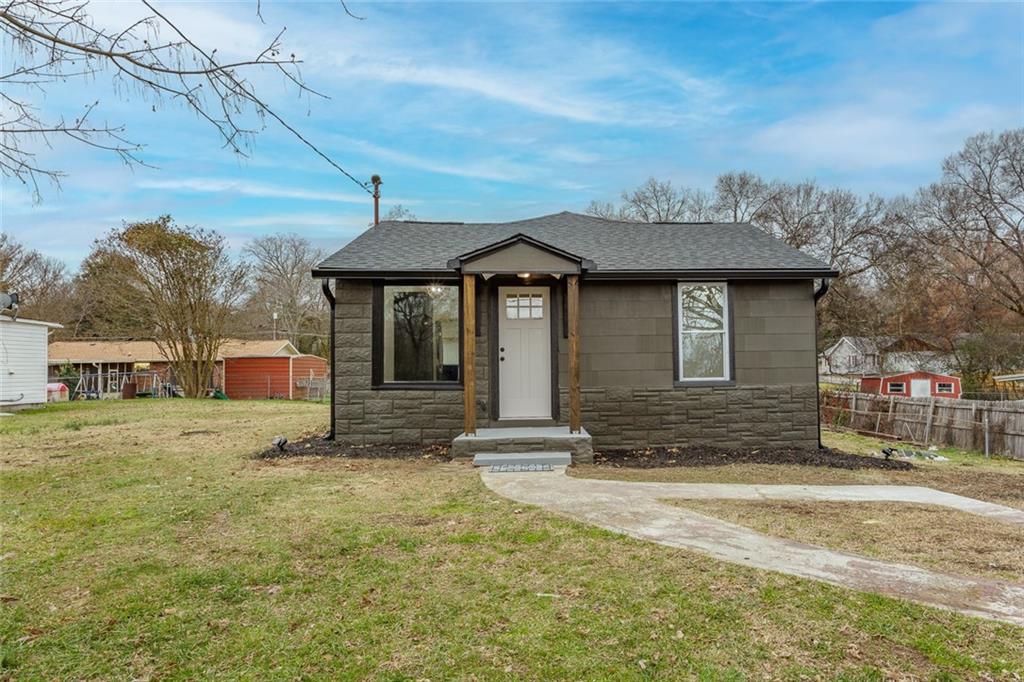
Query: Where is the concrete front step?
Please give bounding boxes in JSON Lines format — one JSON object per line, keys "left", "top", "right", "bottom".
{"left": 472, "top": 452, "right": 572, "bottom": 467}
{"left": 452, "top": 426, "right": 593, "bottom": 463}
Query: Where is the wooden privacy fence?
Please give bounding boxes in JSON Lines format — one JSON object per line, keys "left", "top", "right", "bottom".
{"left": 820, "top": 391, "right": 1024, "bottom": 460}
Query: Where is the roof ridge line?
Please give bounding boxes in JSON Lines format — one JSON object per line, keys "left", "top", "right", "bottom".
{"left": 394, "top": 220, "right": 466, "bottom": 225}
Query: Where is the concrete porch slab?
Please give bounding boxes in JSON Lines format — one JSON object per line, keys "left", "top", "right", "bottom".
{"left": 452, "top": 426, "right": 593, "bottom": 463}
{"left": 473, "top": 451, "right": 573, "bottom": 467}
{"left": 465, "top": 426, "right": 590, "bottom": 439}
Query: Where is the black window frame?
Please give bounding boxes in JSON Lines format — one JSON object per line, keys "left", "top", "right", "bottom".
{"left": 371, "top": 279, "right": 464, "bottom": 391}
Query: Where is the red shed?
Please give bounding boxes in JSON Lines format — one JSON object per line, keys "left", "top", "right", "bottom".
{"left": 860, "top": 371, "right": 961, "bottom": 399}
{"left": 220, "top": 340, "right": 329, "bottom": 400}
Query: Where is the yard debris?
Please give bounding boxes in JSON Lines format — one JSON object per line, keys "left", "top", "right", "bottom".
{"left": 594, "top": 445, "right": 912, "bottom": 471}
{"left": 881, "top": 447, "right": 950, "bottom": 462}
{"left": 254, "top": 436, "right": 451, "bottom": 461}
{"left": 272, "top": 435, "right": 289, "bottom": 452}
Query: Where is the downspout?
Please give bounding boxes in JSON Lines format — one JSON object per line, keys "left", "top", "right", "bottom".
{"left": 813, "top": 278, "right": 831, "bottom": 449}
{"left": 321, "top": 278, "right": 336, "bottom": 440}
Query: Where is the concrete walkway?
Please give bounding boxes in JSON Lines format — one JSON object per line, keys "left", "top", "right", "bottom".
{"left": 480, "top": 467, "right": 1024, "bottom": 625}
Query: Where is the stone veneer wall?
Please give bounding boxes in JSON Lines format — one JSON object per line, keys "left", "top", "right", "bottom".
{"left": 332, "top": 279, "right": 488, "bottom": 444}
{"left": 557, "top": 385, "right": 819, "bottom": 450}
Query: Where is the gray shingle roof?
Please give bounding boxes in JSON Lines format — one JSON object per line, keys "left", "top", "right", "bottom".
{"left": 313, "top": 211, "right": 837, "bottom": 278}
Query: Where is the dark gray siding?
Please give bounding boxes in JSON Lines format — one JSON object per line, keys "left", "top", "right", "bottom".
{"left": 332, "top": 277, "right": 819, "bottom": 449}
{"left": 732, "top": 280, "right": 817, "bottom": 386}
{"left": 559, "top": 280, "right": 816, "bottom": 388}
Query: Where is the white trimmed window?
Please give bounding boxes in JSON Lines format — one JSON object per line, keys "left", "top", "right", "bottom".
{"left": 936, "top": 382, "right": 954, "bottom": 394}
{"left": 887, "top": 381, "right": 905, "bottom": 394}
{"left": 677, "top": 282, "right": 730, "bottom": 381}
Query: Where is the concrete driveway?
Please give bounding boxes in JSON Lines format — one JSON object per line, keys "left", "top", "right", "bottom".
{"left": 481, "top": 467, "right": 1024, "bottom": 626}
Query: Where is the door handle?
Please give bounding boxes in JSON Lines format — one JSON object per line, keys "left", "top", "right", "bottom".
{"left": 499, "top": 347, "right": 505, "bottom": 352}
{"left": 499, "top": 357, "right": 505, "bottom": 362}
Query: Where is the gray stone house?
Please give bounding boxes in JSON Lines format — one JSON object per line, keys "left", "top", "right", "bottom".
{"left": 314, "top": 212, "right": 837, "bottom": 462}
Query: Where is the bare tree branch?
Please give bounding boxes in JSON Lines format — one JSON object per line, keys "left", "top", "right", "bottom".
{"left": 0, "top": 0, "right": 370, "bottom": 198}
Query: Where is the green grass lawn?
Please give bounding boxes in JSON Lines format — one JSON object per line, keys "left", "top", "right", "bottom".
{"left": 2, "top": 400, "right": 1023, "bottom": 679}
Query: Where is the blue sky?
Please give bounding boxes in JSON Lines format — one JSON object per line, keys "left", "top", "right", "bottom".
{"left": 2, "top": 1, "right": 1022, "bottom": 269}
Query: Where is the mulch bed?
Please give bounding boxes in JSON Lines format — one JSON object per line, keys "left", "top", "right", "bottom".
{"left": 254, "top": 435, "right": 451, "bottom": 461}
{"left": 593, "top": 445, "right": 913, "bottom": 471}
{"left": 256, "top": 436, "right": 909, "bottom": 471}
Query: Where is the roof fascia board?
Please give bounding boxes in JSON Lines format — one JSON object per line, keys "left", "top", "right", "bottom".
{"left": 585, "top": 268, "right": 839, "bottom": 280}
{"left": 312, "top": 268, "right": 462, "bottom": 280}
{"left": 0, "top": 316, "right": 64, "bottom": 328}
{"left": 314, "top": 267, "right": 838, "bottom": 280}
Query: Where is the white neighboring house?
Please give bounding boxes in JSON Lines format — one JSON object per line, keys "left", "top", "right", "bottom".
{"left": 0, "top": 314, "right": 64, "bottom": 407}
{"left": 818, "top": 335, "right": 954, "bottom": 383}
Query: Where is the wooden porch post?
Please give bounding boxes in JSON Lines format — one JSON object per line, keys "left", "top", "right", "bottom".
{"left": 568, "top": 274, "right": 581, "bottom": 433}
{"left": 462, "top": 273, "right": 477, "bottom": 436}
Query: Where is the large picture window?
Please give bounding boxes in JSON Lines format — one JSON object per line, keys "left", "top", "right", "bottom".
{"left": 382, "top": 284, "right": 460, "bottom": 383}
{"left": 677, "top": 282, "right": 730, "bottom": 381}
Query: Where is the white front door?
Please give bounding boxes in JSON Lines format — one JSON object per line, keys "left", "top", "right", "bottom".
{"left": 498, "top": 286, "right": 552, "bottom": 419}
{"left": 910, "top": 378, "right": 931, "bottom": 397}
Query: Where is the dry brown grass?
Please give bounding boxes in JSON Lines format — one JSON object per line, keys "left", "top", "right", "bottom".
{"left": 670, "top": 499, "right": 1024, "bottom": 583}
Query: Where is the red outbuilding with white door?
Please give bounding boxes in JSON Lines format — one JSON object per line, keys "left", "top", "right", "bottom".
{"left": 860, "top": 371, "right": 961, "bottom": 399}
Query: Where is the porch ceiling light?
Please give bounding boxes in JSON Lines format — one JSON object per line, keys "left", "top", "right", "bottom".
{"left": 518, "top": 272, "right": 532, "bottom": 280}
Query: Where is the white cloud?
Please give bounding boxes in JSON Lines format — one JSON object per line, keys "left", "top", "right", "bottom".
{"left": 872, "top": 2, "right": 1023, "bottom": 58}
{"left": 307, "top": 5, "right": 728, "bottom": 128}
{"left": 86, "top": 1, "right": 268, "bottom": 60}
{"left": 751, "top": 102, "right": 1015, "bottom": 170}
{"left": 227, "top": 213, "right": 353, "bottom": 229}
{"left": 545, "top": 146, "right": 604, "bottom": 165}
{"left": 348, "top": 60, "right": 615, "bottom": 124}
{"left": 333, "top": 137, "right": 540, "bottom": 184}
{"left": 135, "top": 177, "right": 375, "bottom": 203}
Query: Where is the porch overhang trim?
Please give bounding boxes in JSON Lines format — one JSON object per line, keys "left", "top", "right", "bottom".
{"left": 446, "top": 233, "right": 593, "bottom": 275}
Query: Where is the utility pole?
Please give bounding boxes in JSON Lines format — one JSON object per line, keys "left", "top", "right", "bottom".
{"left": 371, "top": 174, "right": 382, "bottom": 225}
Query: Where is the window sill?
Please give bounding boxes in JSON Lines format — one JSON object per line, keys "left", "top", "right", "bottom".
{"left": 372, "top": 382, "right": 463, "bottom": 391}
{"left": 673, "top": 380, "right": 736, "bottom": 389}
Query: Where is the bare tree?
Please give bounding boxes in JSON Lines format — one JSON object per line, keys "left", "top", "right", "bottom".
{"left": 382, "top": 204, "right": 417, "bottom": 221}
{"left": 713, "top": 171, "right": 779, "bottom": 222}
{"left": 812, "top": 189, "right": 889, "bottom": 279}
{"left": 90, "top": 216, "right": 247, "bottom": 397}
{"left": 0, "top": 0, "right": 369, "bottom": 197}
{"left": 589, "top": 175, "right": 887, "bottom": 278}
{"left": 908, "top": 129, "right": 1024, "bottom": 318}
{"left": 756, "top": 181, "right": 824, "bottom": 250}
{"left": 0, "top": 232, "right": 69, "bottom": 318}
{"left": 240, "top": 233, "right": 326, "bottom": 354}
{"left": 585, "top": 178, "right": 717, "bottom": 222}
